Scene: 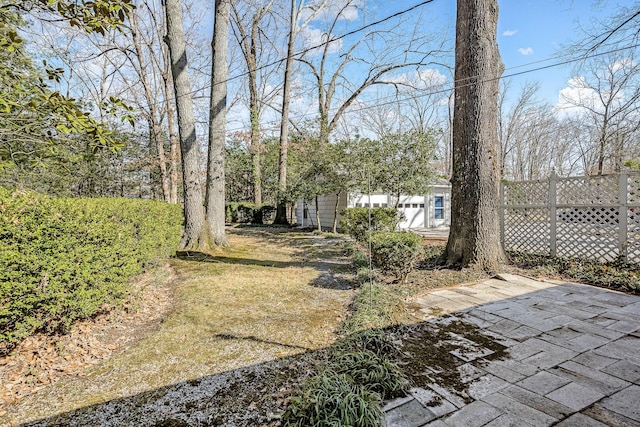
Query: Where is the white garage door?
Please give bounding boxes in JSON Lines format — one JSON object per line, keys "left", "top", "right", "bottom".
{"left": 398, "top": 197, "right": 425, "bottom": 229}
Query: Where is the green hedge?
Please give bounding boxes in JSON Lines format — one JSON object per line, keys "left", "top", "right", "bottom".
{"left": 0, "top": 189, "right": 182, "bottom": 346}
{"left": 340, "top": 207, "right": 401, "bottom": 242}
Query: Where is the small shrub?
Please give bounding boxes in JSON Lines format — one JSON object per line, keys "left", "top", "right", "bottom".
{"left": 282, "top": 373, "right": 382, "bottom": 427}
{"left": 226, "top": 203, "right": 276, "bottom": 224}
{"left": 370, "top": 231, "right": 424, "bottom": 282}
{"left": 225, "top": 202, "right": 257, "bottom": 223}
{"left": 340, "top": 207, "right": 401, "bottom": 242}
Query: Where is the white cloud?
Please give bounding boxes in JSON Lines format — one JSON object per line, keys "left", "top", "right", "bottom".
{"left": 503, "top": 29, "right": 518, "bottom": 36}
{"left": 299, "top": 26, "right": 342, "bottom": 55}
{"left": 299, "top": 0, "right": 361, "bottom": 24}
{"left": 555, "top": 77, "right": 599, "bottom": 116}
{"left": 610, "top": 58, "right": 634, "bottom": 72}
{"left": 387, "top": 68, "right": 448, "bottom": 89}
{"left": 518, "top": 47, "right": 534, "bottom": 55}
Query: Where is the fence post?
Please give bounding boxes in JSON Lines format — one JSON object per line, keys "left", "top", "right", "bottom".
{"left": 549, "top": 171, "right": 557, "bottom": 257}
{"left": 499, "top": 181, "right": 505, "bottom": 250}
{"left": 618, "top": 173, "right": 628, "bottom": 263}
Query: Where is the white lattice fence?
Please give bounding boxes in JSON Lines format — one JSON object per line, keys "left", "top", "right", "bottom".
{"left": 501, "top": 172, "right": 640, "bottom": 264}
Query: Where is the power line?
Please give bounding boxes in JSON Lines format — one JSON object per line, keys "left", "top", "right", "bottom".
{"left": 86, "top": 0, "right": 438, "bottom": 114}
{"left": 226, "top": 0, "right": 436, "bottom": 84}
{"left": 221, "top": 40, "right": 640, "bottom": 134}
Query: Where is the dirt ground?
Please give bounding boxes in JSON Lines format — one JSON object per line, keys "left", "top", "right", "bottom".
{"left": 0, "top": 227, "right": 356, "bottom": 426}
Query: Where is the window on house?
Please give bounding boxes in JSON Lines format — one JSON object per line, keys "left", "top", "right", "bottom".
{"left": 419, "top": 203, "right": 425, "bottom": 208}
{"left": 435, "top": 196, "right": 444, "bottom": 219}
{"left": 373, "top": 203, "right": 380, "bottom": 207}
{"left": 356, "top": 203, "right": 362, "bottom": 207}
{"left": 412, "top": 203, "right": 418, "bottom": 208}
{"left": 382, "top": 203, "right": 387, "bottom": 207}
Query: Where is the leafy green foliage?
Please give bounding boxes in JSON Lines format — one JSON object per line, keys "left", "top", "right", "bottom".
{"left": 350, "top": 131, "right": 439, "bottom": 199}
{"left": 0, "top": 189, "right": 182, "bottom": 347}
{"left": 0, "top": 2, "right": 135, "bottom": 187}
{"left": 225, "top": 202, "right": 275, "bottom": 224}
{"left": 340, "top": 207, "right": 401, "bottom": 242}
{"left": 370, "top": 232, "right": 424, "bottom": 283}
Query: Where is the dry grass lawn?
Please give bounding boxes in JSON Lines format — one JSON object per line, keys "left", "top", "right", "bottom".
{"left": 1, "top": 227, "right": 355, "bottom": 426}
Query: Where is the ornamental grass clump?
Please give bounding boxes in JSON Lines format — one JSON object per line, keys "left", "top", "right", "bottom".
{"left": 283, "top": 373, "right": 383, "bottom": 427}
{"left": 326, "top": 350, "right": 408, "bottom": 399}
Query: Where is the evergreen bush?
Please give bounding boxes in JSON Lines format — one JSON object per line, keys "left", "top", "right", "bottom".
{"left": 225, "top": 202, "right": 275, "bottom": 224}
{"left": 0, "top": 189, "right": 182, "bottom": 347}
{"left": 370, "top": 231, "right": 424, "bottom": 282}
{"left": 340, "top": 207, "right": 401, "bottom": 242}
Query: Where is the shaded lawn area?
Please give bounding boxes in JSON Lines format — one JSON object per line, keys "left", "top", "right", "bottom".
{"left": 1, "top": 227, "right": 356, "bottom": 426}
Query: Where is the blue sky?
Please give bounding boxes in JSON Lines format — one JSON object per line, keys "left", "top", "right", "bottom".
{"left": 498, "top": 0, "right": 604, "bottom": 103}
{"left": 224, "top": 0, "right": 634, "bottom": 133}
{"left": 379, "top": 0, "right": 631, "bottom": 105}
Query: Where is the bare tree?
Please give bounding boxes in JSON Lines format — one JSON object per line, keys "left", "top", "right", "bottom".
{"left": 445, "top": 0, "right": 505, "bottom": 270}
{"left": 297, "top": 0, "right": 447, "bottom": 146}
{"left": 128, "top": 6, "right": 171, "bottom": 201}
{"left": 230, "top": 0, "right": 276, "bottom": 207}
{"left": 560, "top": 50, "right": 640, "bottom": 175}
{"left": 164, "top": 0, "right": 205, "bottom": 250}
{"left": 498, "top": 80, "right": 539, "bottom": 179}
{"left": 274, "top": 0, "right": 327, "bottom": 224}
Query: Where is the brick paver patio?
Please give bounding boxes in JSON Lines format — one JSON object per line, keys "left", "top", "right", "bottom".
{"left": 383, "top": 274, "right": 640, "bottom": 426}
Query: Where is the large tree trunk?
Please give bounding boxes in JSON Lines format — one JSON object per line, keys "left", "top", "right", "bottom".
{"left": 164, "top": 0, "right": 205, "bottom": 250}
{"left": 274, "top": 0, "right": 296, "bottom": 225}
{"left": 203, "top": 0, "right": 230, "bottom": 247}
{"left": 445, "top": 0, "right": 505, "bottom": 271}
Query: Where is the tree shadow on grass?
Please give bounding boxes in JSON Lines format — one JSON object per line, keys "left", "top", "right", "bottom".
{"left": 175, "top": 251, "right": 303, "bottom": 269}
{"left": 11, "top": 311, "right": 514, "bottom": 427}
{"left": 12, "top": 282, "right": 637, "bottom": 426}
{"left": 15, "top": 349, "right": 328, "bottom": 427}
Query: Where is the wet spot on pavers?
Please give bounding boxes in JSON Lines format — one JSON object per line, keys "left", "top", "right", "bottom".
{"left": 390, "top": 316, "right": 508, "bottom": 405}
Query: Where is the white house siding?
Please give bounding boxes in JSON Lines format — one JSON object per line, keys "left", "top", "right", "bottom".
{"left": 296, "top": 186, "right": 451, "bottom": 230}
